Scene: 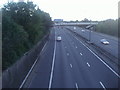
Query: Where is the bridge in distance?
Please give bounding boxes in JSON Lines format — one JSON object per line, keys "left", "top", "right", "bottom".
{"left": 54, "top": 22, "right": 98, "bottom": 28}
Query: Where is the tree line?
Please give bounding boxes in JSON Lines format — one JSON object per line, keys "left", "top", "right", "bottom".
{"left": 2, "top": 1, "right": 53, "bottom": 70}
{"left": 95, "top": 19, "right": 118, "bottom": 38}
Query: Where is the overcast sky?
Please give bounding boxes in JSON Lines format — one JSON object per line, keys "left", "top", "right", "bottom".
{"left": 0, "top": 0, "right": 119, "bottom": 21}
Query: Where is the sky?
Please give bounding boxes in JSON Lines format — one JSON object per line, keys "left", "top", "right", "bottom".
{"left": 0, "top": 0, "right": 119, "bottom": 21}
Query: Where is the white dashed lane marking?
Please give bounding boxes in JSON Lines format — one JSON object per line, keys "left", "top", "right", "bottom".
{"left": 67, "top": 53, "right": 69, "bottom": 56}
{"left": 87, "top": 62, "right": 90, "bottom": 67}
{"left": 80, "top": 53, "right": 82, "bottom": 56}
{"left": 75, "top": 83, "right": 78, "bottom": 90}
{"left": 70, "top": 64, "right": 72, "bottom": 68}
{"left": 72, "top": 35, "right": 120, "bottom": 78}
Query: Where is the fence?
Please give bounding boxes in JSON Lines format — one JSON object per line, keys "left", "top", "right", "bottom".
{"left": 2, "top": 33, "right": 49, "bottom": 88}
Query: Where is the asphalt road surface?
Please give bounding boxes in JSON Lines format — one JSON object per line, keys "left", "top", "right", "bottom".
{"left": 66, "top": 26, "right": 118, "bottom": 58}
{"left": 22, "top": 26, "right": 119, "bottom": 88}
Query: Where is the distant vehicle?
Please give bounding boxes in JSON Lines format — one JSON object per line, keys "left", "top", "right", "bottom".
{"left": 56, "top": 36, "right": 62, "bottom": 41}
{"left": 74, "top": 27, "right": 76, "bottom": 29}
{"left": 81, "top": 30, "right": 85, "bottom": 32}
{"left": 100, "top": 39, "right": 109, "bottom": 45}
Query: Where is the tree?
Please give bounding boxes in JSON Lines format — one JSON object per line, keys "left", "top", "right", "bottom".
{"left": 2, "top": 15, "right": 29, "bottom": 70}
{"left": 2, "top": 1, "right": 53, "bottom": 70}
{"left": 95, "top": 19, "right": 118, "bottom": 37}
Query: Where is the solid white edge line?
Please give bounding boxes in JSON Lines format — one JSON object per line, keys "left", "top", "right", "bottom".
{"left": 27, "top": 42, "right": 48, "bottom": 88}
{"left": 19, "top": 42, "right": 48, "bottom": 89}
{"left": 75, "top": 83, "right": 78, "bottom": 90}
{"left": 72, "top": 35, "right": 120, "bottom": 78}
{"left": 99, "top": 81, "right": 106, "bottom": 90}
{"left": 48, "top": 31, "right": 56, "bottom": 89}
{"left": 41, "top": 42, "right": 47, "bottom": 52}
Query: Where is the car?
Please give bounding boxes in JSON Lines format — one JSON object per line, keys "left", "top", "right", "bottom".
{"left": 56, "top": 36, "right": 62, "bottom": 41}
{"left": 100, "top": 39, "right": 109, "bottom": 45}
{"left": 81, "top": 30, "right": 85, "bottom": 32}
{"left": 74, "top": 27, "right": 76, "bottom": 29}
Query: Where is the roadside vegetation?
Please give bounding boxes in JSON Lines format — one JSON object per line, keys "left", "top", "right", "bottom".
{"left": 95, "top": 19, "right": 118, "bottom": 38}
{"left": 2, "top": 1, "right": 53, "bottom": 70}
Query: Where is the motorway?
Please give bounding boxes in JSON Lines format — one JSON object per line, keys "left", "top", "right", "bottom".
{"left": 66, "top": 26, "right": 118, "bottom": 58}
{"left": 22, "top": 26, "right": 119, "bottom": 88}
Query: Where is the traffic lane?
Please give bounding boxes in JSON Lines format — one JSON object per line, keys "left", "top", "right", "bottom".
{"left": 53, "top": 28, "right": 90, "bottom": 88}
{"left": 27, "top": 28, "right": 55, "bottom": 88}
{"left": 65, "top": 29, "right": 119, "bottom": 88}
{"left": 51, "top": 27, "right": 75, "bottom": 88}
{"left": 61, "top": 30, "right": 101, "bottom": 88}
{"left": 63, "top": 29, "right": 103, "bottom": 88}
{"left": 72, "top": 26, "right": 118, "bottom": 43}
{"left": 60, "top": 28, "right": 92, "bottom": 88}
{"left": 68, "top": 26, "right": 118, "bottom": 47}
{"left": 51, "top": 38, "right": 75, "bottom": 88}
{"left": 68, "top": 26, "right": 118, "bottom": 58}
{"left": 91, "top": 31, "right": 118, "bottom": 44}
{"left": 92, "top": 34, "right": 118, "bottom": 58}
{"left": 77, "top": 27, "right": 118, "bottom": 58}
{"left": 64, "top": 26, "right": 118, "bottom": 59}
{"left": 90, "top": 31, "right": 118, "bottom": 58}
{"left": 68, "top": 26, "right": 91, "bottom": 40}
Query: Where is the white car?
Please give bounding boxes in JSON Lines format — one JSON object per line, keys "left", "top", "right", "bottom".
{"left": 100, "top": 39, "right": 109, "bottom": 45}
{"left": 74, "top": 27, "right": 76, "bottom": 29}
{"left": 81, "top": 30, "right": 85, "bottom": 32}
{"left": 56, "top": 36, "right": 62, "bottom": 41}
